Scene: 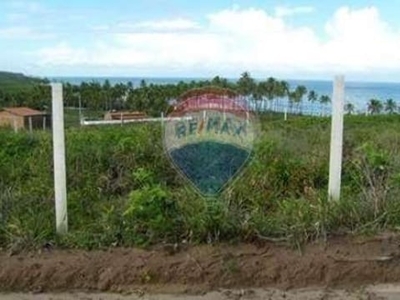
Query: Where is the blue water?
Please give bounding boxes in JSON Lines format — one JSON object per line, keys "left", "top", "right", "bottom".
{"left": 51, "top": 77, "right": 400, "bottom": 114}
{"left": 291, "top": 80, "right": 400, "bottom": 112}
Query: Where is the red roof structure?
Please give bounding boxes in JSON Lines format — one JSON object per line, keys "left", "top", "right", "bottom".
{"left": 3, "top": 107, "right": 47, "bottom": 117}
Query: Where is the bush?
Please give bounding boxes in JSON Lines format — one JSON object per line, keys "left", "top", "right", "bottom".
{"left": 2, "top": 115, "right": 400, "bottom": 250}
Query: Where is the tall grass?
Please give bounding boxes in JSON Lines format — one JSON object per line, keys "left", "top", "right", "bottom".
{"left": 1, "top": 114, "right": 400, "bottom": 251}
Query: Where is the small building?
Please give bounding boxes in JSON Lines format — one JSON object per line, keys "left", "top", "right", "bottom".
{"left": 0, "top": 107, "right": 51, "bottom": 130}
{"left": 104, "top": 110, "right": 148, "bottom": 121}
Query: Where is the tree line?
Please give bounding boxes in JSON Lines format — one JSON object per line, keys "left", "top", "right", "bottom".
{"left": 1, "top": 71, "right": 336, "bottom": 117}
{"left": 345, "top": 98, "right": 399, "bottom": 115}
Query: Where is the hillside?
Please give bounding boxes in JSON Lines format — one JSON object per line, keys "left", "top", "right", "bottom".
{"left": 0, "top": 71, "right": 48, "bottom": 93}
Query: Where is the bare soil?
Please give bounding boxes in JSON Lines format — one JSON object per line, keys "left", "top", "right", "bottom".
{"left": 1, "top": 286, "right": 400, "bottom": 300}
{"left": 1, "top": 233, "right": 400, "bottom": 297}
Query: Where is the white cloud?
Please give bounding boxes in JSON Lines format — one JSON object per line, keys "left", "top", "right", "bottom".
{"left": 275, "top": 5, "right": 315, "bottom": 18}
{"left": 36, "top": 42, "right": 89, "bottom": 65}
{"left": 207, "top": 7, "right": 285, "bottom": 35}
{"left": 33, "top": 6, "right": 400, "bottom": 78}
{"left": 323, "top": 6, "right": 400, "bottom": 71}
{"left": 118, "top": 18, "right": 201, "bottom": 31}
{"left": 0, "top": 26, "right": 54, "bottom": 40}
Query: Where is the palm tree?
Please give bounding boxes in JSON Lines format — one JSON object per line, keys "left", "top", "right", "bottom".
{"left": 255, "top": 81, "right": 267, "bottom": 111}
{"left": 308, "top": 90, "right": 318, "bottom": 103}
{"left": 264, "top": 77, "right": 276, "bottom": 111}
{"left": 295, "top": 85, "right": 307, "bottom": 114}
{"left": 265, "top": 77, "right": 276, "bottom": 99}
{"left": 237, "top": 72, "right": 256, "bottom": 96}
{"left": 385, "top": 98, "right": 397, "bottom": 114}
{"left": 319, "top": 95, "right": 331, "bottom": 116}
{"left": 111, "top": 83, "right": 128, "bottom": 110}
{"left": 140, "top": 79, "right": 147, "bottom": 88}
{"left": 307, "top": 90, "right": 317, "bottom": 115}
{"left": 368, "top": 99, "right": 383, "bottom": 115}
{"left": 344, "top": 103, "right": 355, "bottom": 115}
{"left": 237, "top": 71, "right": 257, "bottom": 111}
{"left": 272, "top": 80, "right": 289, "bottom": 112}
{"left": 256, "top": 77, "right": 279, "bottom": 111}
{"left": 288, "top": 91, "right": 296, "bottom": 114}
{"left": 211, "top": 76, "right": 229, "bottom": 88}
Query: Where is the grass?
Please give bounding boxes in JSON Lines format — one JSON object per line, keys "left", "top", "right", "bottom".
{"left": 0, "top": 71, "right": 45, "bottom": 93}
{"left": 63, "top": 108, "right": 106, "bottom": 128}
{"left": 1, "top": 113, "right": 400, "bottom": 251}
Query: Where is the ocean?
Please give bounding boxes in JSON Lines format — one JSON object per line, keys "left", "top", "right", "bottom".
{"left": 51, "top": 77, "right": 400, "bottom": 114}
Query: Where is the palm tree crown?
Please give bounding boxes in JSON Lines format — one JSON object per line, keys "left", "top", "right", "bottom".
{"left": 385, "top": 98, "right": 397, "bottom": 114}
{"left": 368, "top": 99, "right": 383, "bottom": 115}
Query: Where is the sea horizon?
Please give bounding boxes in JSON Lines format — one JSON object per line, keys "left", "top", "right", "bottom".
{"left": 49, "top": 75, "right": 400, "bottom": 85}
{"left": 43, "top": 76, "right": 400, "bottom": 115}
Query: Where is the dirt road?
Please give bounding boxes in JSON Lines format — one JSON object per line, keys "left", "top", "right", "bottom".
{"left": 2, "top": 286, "right": 400, "bottom": 300}
{"left": 2, "top": 234, "right": 400, "bottom": 299}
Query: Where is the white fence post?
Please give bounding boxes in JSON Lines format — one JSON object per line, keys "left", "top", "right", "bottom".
{"left": 161, "top": 112, "right": 165, "bottom": 129}
{"left": 13, "top": 116, "right": 18, "bottom": 133}
{"left": 328, "top": 75, "right": 345, "bottom": 201}
{"left": 51, "top": 83, "right": 68, "bottom": 235}
{"left": 28, "top": 116, "right": 33, "bottom": 134}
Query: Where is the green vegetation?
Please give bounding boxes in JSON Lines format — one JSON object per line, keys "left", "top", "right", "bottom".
{"left": 1, "top": 114, "right": 400, "bottom": 252}
{"left": 0, "top": 71, "right": 47, "bottom": 90}
{"left": 0, "top": 72, "right": 49, "bottom": 108}
{"left": 1, "top": 71, "right": 399, "bottom": 251}
{"left": 0, "top": 71, "right": 330, "bottom": 117}
{"left": 2, "top": 71, "right": 398, "bottom": 120}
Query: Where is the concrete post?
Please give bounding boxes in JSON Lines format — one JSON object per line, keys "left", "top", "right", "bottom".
{"left": 28, "top": 116, "right": 33, "bottom": 134}
{"left": 328, "top": 75, "right": 345, "bottom": 201}
{"left": 51, "top": 83, "right": 68, "bottom": 234}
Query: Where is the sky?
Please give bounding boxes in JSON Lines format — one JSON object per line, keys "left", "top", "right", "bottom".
{"left": 1, "top": 0, "right": 400, "bottom": 81}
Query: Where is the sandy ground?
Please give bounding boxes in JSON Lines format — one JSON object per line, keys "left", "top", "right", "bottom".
{"left": 2, "top": 234, "right": 400, "bottom": 299}
{"left": 2, "top": 286, "right": 400, "bottom": 300}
